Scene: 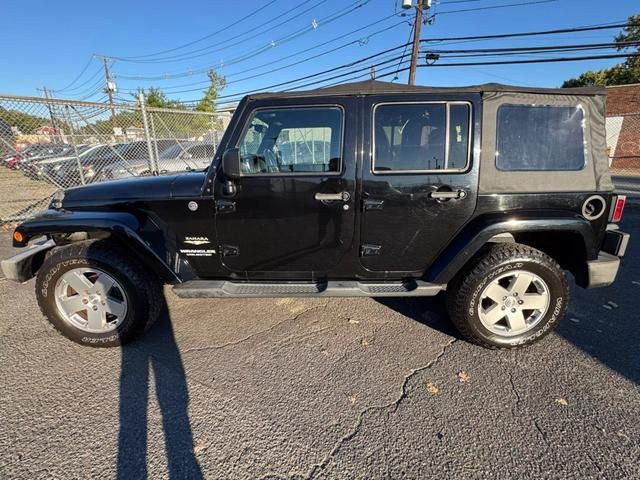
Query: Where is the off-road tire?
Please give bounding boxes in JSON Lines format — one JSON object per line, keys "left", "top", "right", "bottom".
{"left": 35, "top": 240, "right": 163, "bottom": 348}
{"left": 446, "top": 243, "right": 569, "bottom": 349}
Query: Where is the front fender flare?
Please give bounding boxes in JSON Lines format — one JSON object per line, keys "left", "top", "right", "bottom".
{"left": 426, "top": 216, "right": 596, "bottom": 284}
{"left": 13, "top": 209, "right": 180, "bottom": 283}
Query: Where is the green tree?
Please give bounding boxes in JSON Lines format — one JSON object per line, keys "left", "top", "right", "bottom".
{"left": 0, "top": 107, "right": 49, "bottom": 134}
{"left": 195, "top": 70, "right": 226, "bottom": 113}
{"left": 562, "top": 14, "right": 640, "bottom": 87}
{"left": 132, "top": 87, "right": 185, "bottom": 110}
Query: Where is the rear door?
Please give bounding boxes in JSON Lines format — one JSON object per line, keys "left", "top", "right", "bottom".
{"left": 359, "top": 96, "right": 480, "bottom": 274}
{"left": 214, "top": 99, "right": 357, "bottom": 278}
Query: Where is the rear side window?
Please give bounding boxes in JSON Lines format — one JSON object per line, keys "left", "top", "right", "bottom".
{"left": 496, "top": 105, "right": 586, "bottom": 171}
{"left": 373, "top": 102, "right": 470, "bottom": 172}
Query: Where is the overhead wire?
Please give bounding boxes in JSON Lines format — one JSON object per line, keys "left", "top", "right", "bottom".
{"left": 392, "top": 14, "right": 415, "bottom": 81}
{"left": 418, "top": 51, "right": 640, "bottom": 67}
{"left": 109, "top": 0, "right": 360, "bottom": 64}
{"left": 115, "top": 11, "right": 407, "bottom": 82}
{"left": 53, "top": 56, "right": 96, "bottom": 92}
{"left": 175, "top": 44, "right": 412, "bottom": 102}
{"left": 121, "top": 21, "right": 409, "bottom": 95}
{"left": 433, "top": 0, "right": 557, "bottom": 16}
{"left": 118, "top": 0, "right": 281, "bottom": 60}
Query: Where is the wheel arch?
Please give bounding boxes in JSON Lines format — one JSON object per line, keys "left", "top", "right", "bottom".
{"left": 426, "top": 215, "right": 596, "bottom": 286}
{"left": 13, "top": 210, "right": 180, "bottom": 284}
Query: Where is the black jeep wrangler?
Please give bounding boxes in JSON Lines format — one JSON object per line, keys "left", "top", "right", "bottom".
{"left": 1, "top": 81, "right": 631, "bottom": 349}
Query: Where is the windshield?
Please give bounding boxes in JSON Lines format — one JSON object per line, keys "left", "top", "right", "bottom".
{"left": 75, "top": 144, "right": 97, "bottom": 156}
{"left": 80, "top": 144, "right": 126, "bottom": 161}
{"left": 158, "top": 144, "right": 189, "bottom": 159}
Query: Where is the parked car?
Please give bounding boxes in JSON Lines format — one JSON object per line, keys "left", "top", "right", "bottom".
{"left": 7, "top": 143, "right": 73, "bottom": 171}
{"left": 31, "top": 140, "right": 180, "bottom": 186}
{"left": 1, "top": 80, "right": 630, "bottom": 350}
{"left": 30, "top": 144, "right": 99, "bottom": 183}
{"left": 105, "top": 141, "right": 216, "bottom": 179}
{"left": 39, "top": 143, "right": 129, "bottom": 186}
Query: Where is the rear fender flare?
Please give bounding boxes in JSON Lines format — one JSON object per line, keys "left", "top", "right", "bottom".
{"left": 14, "top": 210, "right": 180, "bottom": 283}
{"left": 426, "top": 217, "right": 596, "bottom": 284}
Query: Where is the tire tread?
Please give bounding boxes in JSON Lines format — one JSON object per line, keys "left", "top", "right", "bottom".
{"left": 35, "top": 239, "right": 163, "bottom": 347}
{"left": 446, "top": 242, "right": 569, "bottom": 349}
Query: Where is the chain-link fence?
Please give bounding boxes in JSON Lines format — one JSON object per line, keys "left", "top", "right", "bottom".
{"left": 607, "top": 112, "right": 640, "bottom": 196}
{"left": 0, "top": 94, "right": 229, "bottom": 225}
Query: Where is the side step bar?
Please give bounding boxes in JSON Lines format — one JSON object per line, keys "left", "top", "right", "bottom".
{"left": 173, "top": 280, "right": 444, "bottom": 298}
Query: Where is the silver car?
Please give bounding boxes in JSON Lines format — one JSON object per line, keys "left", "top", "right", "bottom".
{"left": 106, "top": 142, "right": 216, "bottom": 179}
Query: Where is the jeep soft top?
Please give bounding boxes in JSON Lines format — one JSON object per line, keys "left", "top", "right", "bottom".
{"left": 1, "top": 80, "right": 630, "bottom": 349}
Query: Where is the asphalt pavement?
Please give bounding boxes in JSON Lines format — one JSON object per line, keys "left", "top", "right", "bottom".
{"left": 0, "top": 206, "right": 638, "bottom": 479}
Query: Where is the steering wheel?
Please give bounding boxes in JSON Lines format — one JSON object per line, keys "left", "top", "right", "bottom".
{"left": 264, "top": 149, "right": 280, "bottom": 173}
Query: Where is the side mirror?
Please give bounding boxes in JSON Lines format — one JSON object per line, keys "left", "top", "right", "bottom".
{"left": 222, "top": 148, "right": 241, "bottom": 179}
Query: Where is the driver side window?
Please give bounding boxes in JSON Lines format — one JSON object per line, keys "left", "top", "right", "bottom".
{"left": 238, "top": 106, "right": 343, "bottom": 175}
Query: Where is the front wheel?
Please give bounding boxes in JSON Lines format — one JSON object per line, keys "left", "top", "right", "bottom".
{"left": 446, "top": 243, "right": 569, "bottom": 349}
{"left": 35, "top": 240, "right": 163, "bottom": 347}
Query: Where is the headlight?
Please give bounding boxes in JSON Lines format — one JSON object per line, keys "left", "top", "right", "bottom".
{"left": 50, "top": 189, "right": 65, "bottom": 210}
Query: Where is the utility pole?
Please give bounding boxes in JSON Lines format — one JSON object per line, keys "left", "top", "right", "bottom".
{"left": 407, "top": 0, "right": 431, "bottom": 86}
{"left": 37, "top": 87, "right": 60, "bottom": 143}
{"left": 101, "top": 56, "right": 117, "bottom": 123}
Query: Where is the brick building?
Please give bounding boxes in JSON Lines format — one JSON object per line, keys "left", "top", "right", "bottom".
{"left": 606, "top": 84, "right": 640, "bottom": 172}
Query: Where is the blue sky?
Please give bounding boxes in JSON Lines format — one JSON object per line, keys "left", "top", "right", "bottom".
{"left": 0, "top": 0, "right": 637, "bottom": 106}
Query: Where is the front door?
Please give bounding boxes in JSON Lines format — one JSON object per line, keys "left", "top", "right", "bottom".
{"left": 360, "top": 96, "right": 480, "bottom": 274}
{"left": 214, "top": 101, "right": 357, "bottom": 278}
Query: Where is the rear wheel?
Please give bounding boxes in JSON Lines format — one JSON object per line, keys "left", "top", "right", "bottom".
{"left": 446, "top": 243, "right": 569, "bottom": 349}
{"left": 36, "top": 240, "right": 163, "bottom": 347}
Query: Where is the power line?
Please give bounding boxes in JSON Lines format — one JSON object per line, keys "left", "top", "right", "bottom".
{"left": 170, "top": 22, "right": 635, "bottom": 101}
{"left": 425, "top": 40, "right": 640, "bottom": 55}
{"left": 434, "top": 0, "right": 558, "bottom": 16}
{"left": 422, "top": 21, "right": 633, "bottom": 44}
{"left": 118, "top": 0, "right": 281, "bottom": 60}
{"left": 51, "top": 67, "right": 104, "bottom": 96}
{"left": 393, "top": 16, "right": 415, "bottom": 81}
{"left": 115, "top": 11, "right": 407, "bottom": 82}
{"left": 112, "top": 0, "right": 330, "bottom": 63}
{"left": 114, "top": 19, "right": 630, "bottom": 84}
{"left": 418, "top": 51, "right": 640, "bottom": 67}
{"left": 197, "top": 45, "right": 638, "bottom": 104}
{"left": 121, "top": 20, "right": 408, "bottom": 95}
{"left": 54, "top": 56, "right": 96, "bottom": 92}
{"left": 176, "top": 45, "right": 412, "bottom": 103}
{"left": 109, "top": 0, "right": 361, "bottom": 65}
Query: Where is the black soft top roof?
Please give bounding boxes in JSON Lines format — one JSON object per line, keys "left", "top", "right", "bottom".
{"left": 247, "top": 80, "right": 605, "bottom": 100}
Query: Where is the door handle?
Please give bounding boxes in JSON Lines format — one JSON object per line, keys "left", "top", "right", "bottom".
{"left": 216, "top": 199, "right": 236, "bottom": 213}
{"left": 314, "top": 192, "right": 350, "bottom": 202}
{"left": 363, "top": 198, "right": 384, "bottom": 211}
{"left": 429, "top": 189, "right": 467, "bottom": 200}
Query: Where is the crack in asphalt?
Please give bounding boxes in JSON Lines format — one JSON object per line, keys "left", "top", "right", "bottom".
{"left": 585, "top": 452, "right": 604, "bottom": 474}
{"left": 181, "top": 304, "right": 328, "bottom": 354}
{"left": 508, "top": 367, "right": 550, "bottom": 448}
{"left": 285, "top": 337, "right": 460, "bottom": 480}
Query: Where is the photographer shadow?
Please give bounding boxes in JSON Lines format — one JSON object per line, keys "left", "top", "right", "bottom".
{"left": 117, "top": 298, "right": 203, "bottom": 479}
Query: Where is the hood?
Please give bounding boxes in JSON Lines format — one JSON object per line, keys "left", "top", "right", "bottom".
{"left": 61, "top": 171, "right": 207, "bottom": 209}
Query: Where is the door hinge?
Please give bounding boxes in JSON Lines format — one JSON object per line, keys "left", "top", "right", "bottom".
{"left": 360, "top": 244, "right": 382, "bottom": 256}
{"left": 221, "top": 245, "right": 240, "bottom": 257}
{"left": 216, "top": 199, "right": 236, "bottom": 213}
